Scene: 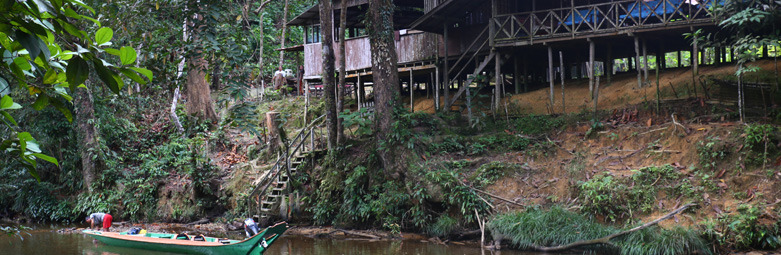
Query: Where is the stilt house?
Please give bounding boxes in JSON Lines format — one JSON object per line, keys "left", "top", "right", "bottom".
{"left": 288, "top": 0, "right": 727, "bottom": 112}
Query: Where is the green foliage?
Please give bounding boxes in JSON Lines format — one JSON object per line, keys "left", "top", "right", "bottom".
{"left": 514, "top": 114, "right": 565, "bottom": 135}
{"left": 489, "top": 207, "right": 711, "bottom": 254}
{"left": 0, "top": 0, "right": 152, "bottom": 177}
{"left": 428, "top": 215, "right": 459, "bottom": 237}
{"left": 489, "top": 206, "right": 617, "bottom": 250}
{"left": 742, "top": 124, "right": 779, "bottom": 166}
{"left": 429, "top": 134, "right": 531, "bottom": 156}
{"left": 617, "top": 226, "right": 711, "bottom": 255}
{"left": 578, "top": 165, "right": 697, "bottom": 222}
{"left": 703, "top": 203, "right": 781, "bottom": 250}
{"left": 339, "top": 108, "right": 372, "bottom": 136}
{"left": 697, "top": 136, "right": 728, "bottom": 171}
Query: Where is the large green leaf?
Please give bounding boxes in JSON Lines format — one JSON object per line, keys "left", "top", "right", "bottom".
{"left": 129, "top": 67, "right": 153, "bottom": 81}
{"left": 31, "top": 153, "right": 58, "bottom": 166}
{"left": 119, "top": 68, "right": 147, "bottom": 84}
{"left": 31, "top": 94, "right": 49, "bottom": 110}
{"left": 93, "top": 59, "right": 121, "bottom": 93}
{"left": 15, "top": 30, "right": 42, "bottom": 60}
{"left": 1, "top": 95, "right": 22, "bottom": 110}
{"left": 0, "top": 111, "right": 18, "bottom": 126}
{"left": 95, "top": 27, "right": 113, "bottom": 45}
{"left": 66, "top": 56, "right": 89, "bottom": 90}
{"left": 119, "top": 46, "right": 136, "bottom": 65}
{"left": 0, "top": 76, "right": 9, "bottom": 97}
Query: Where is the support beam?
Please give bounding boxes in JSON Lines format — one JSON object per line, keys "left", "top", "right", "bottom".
{"left": 606, "top": 43, "right": 613, "bottom": 85}
{"left": 514, "top": 55, "right": 521, "bottom": 94}
{"left": 642, "top": 39, "right": 648, "bottom": 83}
{"left": 523, "top": 53, "right": 529, "bottom": 92}
{"left": 634, "top": 36, "right": 642, "bottom": 88}
{"left": 495, "top": 50, "right": 501, "bottom": 113}
{"left": 589, "top": 39, "right": 595, "bottom": 98}
{"left": 559, "top": 51, "right": 565, "bottom": 114}
{"left": 693, "top": 35, "right": 699, "bottom": 97}
{"left": 410, "top": 69, "right": 414, "bottom": 112}
{"left": 548, "top": 46, "right": 554, "bottom": 111}
{"left": 435, "top": 65, "right": 440, "bottom": 111}
{"left": 443, "top": 23, "right": 450, "bottom": 110}
{"left": 357, "top": 74, "right": 362, "bottom": 110}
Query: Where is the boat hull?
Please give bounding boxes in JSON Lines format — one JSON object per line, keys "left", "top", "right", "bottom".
{"left": 83, "top": 222, "right": 287, "bottom": 255}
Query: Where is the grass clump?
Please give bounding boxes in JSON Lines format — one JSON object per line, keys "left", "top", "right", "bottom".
{"left": 428, "top": 215, "right": 459, "bottom": 237}
{"left": 488, "top": 206, "right": 617, "bottom": 250}
{"left": 489, "top": 207, "right": 711, "bottom": 255}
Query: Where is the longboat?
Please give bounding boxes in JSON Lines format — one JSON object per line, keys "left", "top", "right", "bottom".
{"left": 82, "top": 221, "right": 287, "bottom": 255}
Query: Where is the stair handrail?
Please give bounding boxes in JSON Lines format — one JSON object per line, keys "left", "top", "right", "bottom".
{"left": 246, "top": 114, "right": 327, "bottom": 216}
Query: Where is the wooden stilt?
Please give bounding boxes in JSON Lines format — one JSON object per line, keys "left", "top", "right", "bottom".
{"left": 606, "top": 44, "right": 613, "bottom": 85}
{"left": 357, "top": 74, "right": 362, "bottom": 110}
{"left": 523, "top": 53, "right": 529, "bottom": 92}
{"left": 693, "top": 35, "right": 699, "bottom": 97}
{"left": 443, "top": 23, "right": 450, "bottom": 110}
{"left": 559, "top": 51, "right": 565, "bottom": 114}
{"left": 634, "top": 36, "right": 642, "bottom": 88}
{"left": 548, "top": 45, "right": 554, "bottom": 111}
{"left": 642, "top": 39, "right": 648, "bottom": 83}
{"left": 514, "top": 55, "right": 521, "bottom": 94}
{"left": 410, "top": 69, "right": 414, "bottom": 112}
{"left": 435, "top": 65, "right": 440, "bottom": 111}
{"left": 589, "top": 39, "right": 595, "bottom": 98}
{"left": 495, "top": 50, "right": 501, "bottom": 113}
{"left": 678, "top": 50, "right": 682, "bottom": 68}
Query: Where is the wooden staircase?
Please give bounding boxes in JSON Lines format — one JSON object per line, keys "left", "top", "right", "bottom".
{"left": 247, "top": 115, "right": 325, "bottom": 224}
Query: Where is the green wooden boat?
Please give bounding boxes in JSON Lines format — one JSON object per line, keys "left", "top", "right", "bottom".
{"left": 82, "top": 222, "right": 287, "bottom": 255}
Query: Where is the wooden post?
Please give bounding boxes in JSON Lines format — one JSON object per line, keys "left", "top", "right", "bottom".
{"left": 606, "top": 44, "right": 613, "bottom": 85}
{"left": 495, "top": 50, "right": 501, "bottom": 113}
{"left": 357, "top": 74, "right": 362, "bottom": 110}
{"left": 514, "top": 55, "right": 521, "bottom": 94}
{"left": 443, "top": 23, "right": 450, "bottom": 110}
{"left": 589, "top": 39, "right": 595, "bottom": 98}
{"left": 548, "top": 45, "right": 554, "bottom": 111}
{"left": 410, "top": 69, "right": 414, "bottom": 112}
{"left": 642, "top": 39, "right": 648, "bottom": 83}
{"left": 523, "top": 53, "right": 529, "bottom": 92}
{"left": 559, "top": 51, "right": 565, "bottom": 114}
{"left": 435, "top": 65, "right": 440, "bottom": 111}
{"left": 634, "top": 35, "right": 642, "bottom": 88}
{"left": 693, "top": 35, "right": 699, "bottom": 97}
{"left": 656, "top": 52, "right": 661, "bottom": 114}
{"left": 490, "top": 0, "right": 496, "bottom": 47}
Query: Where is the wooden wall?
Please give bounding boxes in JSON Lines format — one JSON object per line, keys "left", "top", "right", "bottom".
{"left": 304, "top": 32, "right": 444, "bottom": 78}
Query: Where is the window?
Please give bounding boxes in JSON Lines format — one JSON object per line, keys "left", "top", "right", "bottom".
{"left": 306, "top": 25, "right": 321, "bottom": 44}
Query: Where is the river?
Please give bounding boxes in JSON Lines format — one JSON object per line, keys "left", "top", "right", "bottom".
{"left": 0, "top": 226, "right": 541, "bottom": 255}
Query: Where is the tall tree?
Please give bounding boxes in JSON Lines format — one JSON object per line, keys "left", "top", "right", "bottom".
{"left": 337, "top": 0, "right": 347, "bottom": 144}
{"left": 320, "top": 0, "right": 338, "bottom": 151}
{"left": 279, "top": 0, "right": 290, "bottom": 67}
{"left": 74, "top": 85, "right": 100, "bottom": 193}
{"left": 185, "top": 0, "right": 218, "bottom": 121}
{"left": 368, "top": 0, "right": 402, "bottom": 176}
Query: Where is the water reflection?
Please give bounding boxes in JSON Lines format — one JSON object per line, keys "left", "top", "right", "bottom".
{"left": 0, "top": 228, "right": 539, "bottom": 255}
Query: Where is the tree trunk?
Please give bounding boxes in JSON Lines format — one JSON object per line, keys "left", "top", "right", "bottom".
{"left": 185, "top": 1, "right": 217, "bottom": 122}
{"left": 337, "top": 0, "right": 347, "bottom": 145}
{"left": 368, "top": 0, "right": 403, "bottom": 178}
{"left": 74, "top": 85, "right": 99, "bottom": 193}
{"left": 255, "top": 1, "right": 272, "bottom": 99}
{"left": 319, "top": 0, "right": 337, "bottom": 151}
{"left": 279, "top": 0, "right": 289, "bottom": 68}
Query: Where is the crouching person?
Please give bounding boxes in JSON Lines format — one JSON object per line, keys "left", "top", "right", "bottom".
{"left": 86, "top": 212, "right": 113, "bottom": 232}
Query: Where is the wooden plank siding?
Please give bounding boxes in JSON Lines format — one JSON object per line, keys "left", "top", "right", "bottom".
{"left": 304, "top": 32, "right": 443, "bottom": 79}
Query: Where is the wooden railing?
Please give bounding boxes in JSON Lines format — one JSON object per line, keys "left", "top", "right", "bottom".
{"left": 246, "top": 114, "right": 326, "bottom": 218}
{"left": 492, "top": 0, "right": 719, "bottom": 44}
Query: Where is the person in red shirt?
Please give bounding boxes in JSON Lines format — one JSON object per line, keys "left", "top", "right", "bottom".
{"left": 85, "top": 212, "right": 113, "bottom": 232}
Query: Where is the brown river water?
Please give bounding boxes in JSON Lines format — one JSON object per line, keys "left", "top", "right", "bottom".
{"left": 0, "top": 226, "right": 548, "bottom": 255}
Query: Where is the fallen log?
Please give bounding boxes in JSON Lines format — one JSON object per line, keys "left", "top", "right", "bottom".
{"left": 335, "top": 229, "right": 381, "bottom": 239}
{"left": 524, "top": 203, "right": 695, "bottom": 252}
